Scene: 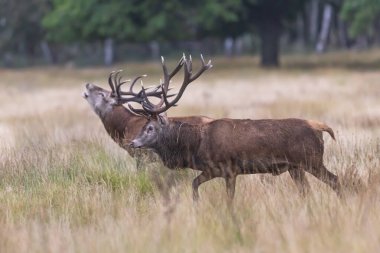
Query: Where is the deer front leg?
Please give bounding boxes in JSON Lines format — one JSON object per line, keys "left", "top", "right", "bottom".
{"left": 134, "top": 149, "right": 144, "bottom": 170}
{"left": 192, "top": 171, "right": 213, "bottom": 202}
{"left": 225, "top": 175, "right": 237, "bottom": 206}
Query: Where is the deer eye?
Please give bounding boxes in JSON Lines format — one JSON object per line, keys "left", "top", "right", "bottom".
{"left": 147, "top": 126, "right": 154, "bottom": 132}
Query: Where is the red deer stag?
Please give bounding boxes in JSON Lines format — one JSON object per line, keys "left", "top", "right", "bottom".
{"left": 83, "top": 59, "right": 212, "bottom": 168}
{"left": 130, "top": 55, "right": 341, "bottom": 203}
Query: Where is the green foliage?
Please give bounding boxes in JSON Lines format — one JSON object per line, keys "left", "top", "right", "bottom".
{"left": 195, "top": 0, "right": 244, "bottom": 38}
{"left": 43, "top": 0, "right": 136, "bottom": 42}
{"left": 42, "top": 0, "right": 244, "bottom": 42}
{"left": 0, "top": 0, "right": 50, "bottom": 51}
{"left": 341, "top": 0, "right": 380, "bottom": 36}
{"left": 242, "top": 0, "right": 308, "bottom": 26}
{"left": 134, "top": 171, "right": 154, "bottom": 197}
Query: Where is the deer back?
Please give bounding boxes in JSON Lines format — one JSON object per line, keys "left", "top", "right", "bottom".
{"left": 198, "top": 118, "right": 325, "bottom": 167}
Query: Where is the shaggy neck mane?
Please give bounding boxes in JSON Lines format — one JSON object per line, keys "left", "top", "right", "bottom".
{"left": 155, "top": 121, "right": 202, "bottom": 169}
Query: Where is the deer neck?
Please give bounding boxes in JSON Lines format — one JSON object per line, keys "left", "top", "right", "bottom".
{"left": 156, "top": 122, "right": 202, "bottom": 169}
{"left": 100, "top": 105, "right": 142, "bottom": 143}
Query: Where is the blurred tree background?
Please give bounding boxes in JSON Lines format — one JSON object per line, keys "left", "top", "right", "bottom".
{"left": 1, "top": 0, "right": 380, "bottom": 67}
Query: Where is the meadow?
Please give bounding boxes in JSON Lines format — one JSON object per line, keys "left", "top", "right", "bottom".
{"left": 0, "top": 50, "right": 380, "bottom": 252}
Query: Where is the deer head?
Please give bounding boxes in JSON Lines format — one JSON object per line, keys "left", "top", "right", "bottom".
{"left": 83, "top": 70, "right": 163, "bottom": 118}
{"left": 130, "top": 54, "right": 212, "bottom": 148}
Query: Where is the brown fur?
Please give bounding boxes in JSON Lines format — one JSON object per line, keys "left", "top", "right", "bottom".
{"left": 100, "top": 105, "right": 212, "bottom": 162}
{"left": 307, "top": 120, "right": 336, "bottom": 140}
{"left": 100, "top": 105, "right": 212, "bottom": 151}
{"left": 132, "top": 117, "right": 341, "bottom": 203}
{"left": 83, "top": 83, "right": 213, "bottom": 168}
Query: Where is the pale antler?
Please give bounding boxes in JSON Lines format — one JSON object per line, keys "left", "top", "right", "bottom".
{"left": 129, "top": 54, "right": 212, "bottom": 116}
{"left": 107, "top": 70, "right": 167, "bottom": 105}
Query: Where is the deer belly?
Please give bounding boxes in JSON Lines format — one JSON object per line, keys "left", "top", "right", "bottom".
{"left": 236, "top": 158, "right": 291, "bottom": 175}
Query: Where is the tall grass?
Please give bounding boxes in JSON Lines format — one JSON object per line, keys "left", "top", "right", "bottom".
{"left": 0, "top": 51, "right": 380, "bottom": 252}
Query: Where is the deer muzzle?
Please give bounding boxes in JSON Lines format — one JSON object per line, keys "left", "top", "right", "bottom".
{"left": 130, "top": 139, "right": 143, "bottom": 148}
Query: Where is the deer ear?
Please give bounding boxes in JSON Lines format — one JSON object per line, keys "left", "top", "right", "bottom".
{"left": 157, "top": 112, "right": 169, "bottom": 126}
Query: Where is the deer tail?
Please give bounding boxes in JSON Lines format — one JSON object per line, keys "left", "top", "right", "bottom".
{"left": 307, "top": 120, "right": 336, "bottom": 140}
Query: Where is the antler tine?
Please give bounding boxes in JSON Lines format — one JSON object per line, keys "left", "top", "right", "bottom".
{"left": 127, "top": 104, "right": 150, "bottom": 118}
{"left": 160, "top": 55, "right": 185, "bottom": 106}
{"left": 108, "top": 69, "right": 166, "bottom": 107}
{"left": 169, "top": 55, "right": 185, "bottom": 78}
{"left": 114, "top": 71, "right": 131, "bottom": 98}
{"left": 143, "top": 84, "right": 168, "bottom": 98}
{"left": 137, "top": 55, "right": 184, "bottom": 114}
{"left": 139, "top": 54, "right": 212, "bottom": 115}
{"left": 161, "top": 55, "right": 184, "bottom": 93}
{"left": 113, "top": 70, "right": 122, "bottom": 90}
{"left": 142, "top": 88, "right": 164, "bottom": 109}
{"left": 138, "top": 57, "right": 176, "bottom": 114}
{"left": 188, "top": 54, "right": 193, "bottom": 73}
{"left": 157, "top": 55, "right": 191, "bottom": 109}
{"left": 117, "top": 74, "right": 123, "bottom": 86}
{"left": 108, "top": 71, "right": 116, "bottom": 94}
{"left": 134, "top": 84, "right": 165, "bottom": 113}
{"left": 189, "top": 54, "right": 213, "bottom": 82}
{"left": 161, "top": 56, "right": 169, "bottom": 96}
{"left": 116, "top": 80, "right": 128, "bottom": 98}
{"left": 130, "top": 74, "right": 147, "bottom": 93}
{"left": 118, "top": 74, "right": 146, "bottom": 96}
{"left": 111, "top": 70, "right": 123, "bottom": 97}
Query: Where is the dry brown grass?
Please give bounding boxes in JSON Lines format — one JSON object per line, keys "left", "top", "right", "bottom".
{"left": 0, "top": 50, "right": 380, "bottom": 252}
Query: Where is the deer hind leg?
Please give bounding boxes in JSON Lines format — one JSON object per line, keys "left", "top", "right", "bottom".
{"left": 307, "top": 165, "right": 341, "bottom": 196}
{"left": 192, "top": 171, "right": 214, "bottom": 202}
{"left": 288, "top": 167, "right": 311, "bottom": 196}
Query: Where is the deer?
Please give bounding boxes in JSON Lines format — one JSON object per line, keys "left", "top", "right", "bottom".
{"left": 129, "top": 55, "right": 342, "bottom": 204}
{"left": 83, "top": 60, "right": 213, "bottom": 168}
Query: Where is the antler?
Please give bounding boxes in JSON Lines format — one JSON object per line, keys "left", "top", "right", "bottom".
{"left": 107, "top": 70, "right": 166, "bottom": 105}
{"left": 129, "top": 54, "right": 212, "bottom": 116}
{"left": 108, "top": 70, "right": 125, "bottom": 96}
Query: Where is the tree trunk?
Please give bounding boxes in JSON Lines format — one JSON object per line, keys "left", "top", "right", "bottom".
{"left": 40, "top": 41, "right": 54, "bottom": 64}
{"left": 149, "top": 41, "right": 160, "bottom": 59}
{"left": 337, "top": 19, "right": 349, "bottom": 49}
{"left": 309, "top": 0, "right": 319, "bottom": 43}
{"left": 235, "top": 37, "right": 243, "bottom": 55}
{"left": 258, "top": 20, "right": 281, "bottom": 67}
{"left": 374, "top": 20, "right": 380, "bottom": 45}
{"left": 316, "top": 4, "right": 333, "bottom": 53}
{"left": 224, "top": 37, "right": 234, "bottom": 57}
{"left": 104, "top": 38, "right": 114, "bottom": 66}
{"left": 296, "top": 14, "right": 305, "bottom": 48}
{"left": 302, "top": 6, "right": 310, "bottom": 45}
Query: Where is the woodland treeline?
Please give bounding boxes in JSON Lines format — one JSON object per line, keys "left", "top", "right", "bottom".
{"left": 0, "top": 0, "right": 379, "bottom": 67}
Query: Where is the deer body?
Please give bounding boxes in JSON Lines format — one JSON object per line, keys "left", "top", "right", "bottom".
{"left": 126, "top": 55, "right": 341, "bottom": 202}
{"left": 132, "top": 117, "right": 340, "bottom": 202}
{"left": 197, "top": 118, "right": 329, "bottom": 173}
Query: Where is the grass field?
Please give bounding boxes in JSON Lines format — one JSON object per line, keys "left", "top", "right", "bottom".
{"left": 0, "top": 50, "right": 380, "bottom": 252}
